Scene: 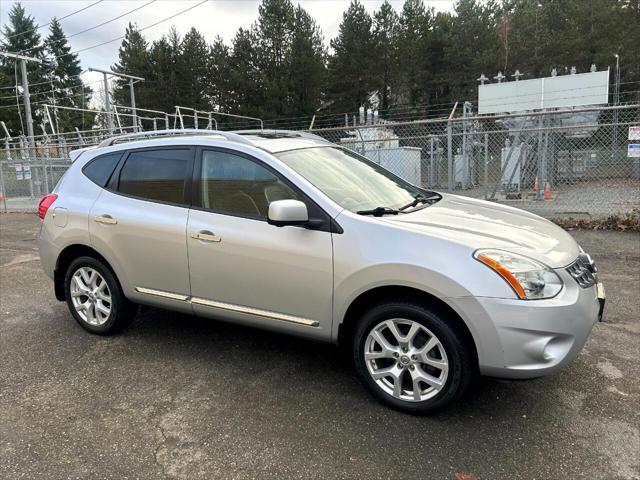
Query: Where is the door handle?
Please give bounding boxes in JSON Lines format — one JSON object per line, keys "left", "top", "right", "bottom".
{"left": 191, "top": 230, "right": 221, "bottom": 243}
{"left": 95, "top": 214, "right": 117, "bottom": 225}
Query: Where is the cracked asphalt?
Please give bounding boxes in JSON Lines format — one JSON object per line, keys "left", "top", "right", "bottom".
{"left": 1, "top": 212, "right": 639, "bottom": 480}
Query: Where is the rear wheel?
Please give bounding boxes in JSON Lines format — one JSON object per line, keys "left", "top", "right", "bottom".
{"left": 352, "top": 300, "right": 473, "bottom": 413}
{"left": 64, "top": 256, "right": 135, "bottom": 335}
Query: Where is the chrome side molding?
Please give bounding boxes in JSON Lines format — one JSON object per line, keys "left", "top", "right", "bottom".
{"left": 135, "top": 287, "right": 318, "bottom": 327}
{"left": 135, "top": 287, "right": 190, "bottom": 301}
{"left": 190, "top": 297, "right": 319, "bottom": 327}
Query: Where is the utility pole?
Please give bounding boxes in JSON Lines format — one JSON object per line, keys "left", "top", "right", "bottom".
{"left": 88, "top": 67, "right": 144, "bottom": 133}
{"left": 0, "top": 51, "right": 43, "bottom": 195}
{"left": 0, "top": 51, "right": 42, "bottom": 149}
{"left": 612, "top": 54, "right": 621, "bottom": 156}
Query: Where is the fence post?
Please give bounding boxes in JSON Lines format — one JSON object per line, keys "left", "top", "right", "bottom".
{"left": 42, "top": 139, "right": 51, "bottom": 194}
{"left": 429, "top": 137, "right": 435, "bottom": 188}
{"left": 447, "top": 123, "right": 453, "bottom": 192}
{"left": 1, "top": 139, "right": 7, "bottom": 212}
{"left": 484, "top": 132, "right": 489, "bottom": 200}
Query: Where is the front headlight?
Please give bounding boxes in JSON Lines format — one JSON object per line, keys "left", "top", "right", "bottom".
{"left": 473, "top": 249, "right": 563, "bottom": 300}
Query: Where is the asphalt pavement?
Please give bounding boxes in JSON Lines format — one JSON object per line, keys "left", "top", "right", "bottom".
{"left": 1, "top": 212, "right": 638, "bottom": 480}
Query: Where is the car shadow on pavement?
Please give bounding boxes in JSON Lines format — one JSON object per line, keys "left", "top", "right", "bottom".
{"left": 122, "top": 305, "right": 537, "bottom": 418}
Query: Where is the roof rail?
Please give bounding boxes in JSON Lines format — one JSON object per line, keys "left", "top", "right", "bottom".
{"left": 232, "top": 129, "right": 329, "bottom": 143}
{"left": 97, "top": 129, "right": 255, "bottom": 148}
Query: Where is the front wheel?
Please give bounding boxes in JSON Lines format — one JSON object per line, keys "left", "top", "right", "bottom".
{"left": 64, "top": 256, "right": 135, "bottom": 335}
{"left": 352, "top": 300, "right": 473, "bottom": 413}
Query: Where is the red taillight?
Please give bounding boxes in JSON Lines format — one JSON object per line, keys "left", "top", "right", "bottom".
{"left": 38, "top": 194, "right": 58, "bottom": 220}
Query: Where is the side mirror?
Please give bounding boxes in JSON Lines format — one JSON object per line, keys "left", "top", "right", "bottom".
{"left": 268, "top": 199, "right": 309, "bottom": 227}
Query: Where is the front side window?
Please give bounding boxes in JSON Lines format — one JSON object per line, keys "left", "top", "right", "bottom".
{"left": 276, "top": 147, "right": 434, "bottom": 213}
{"left": 199, "top": 150, "right": 299, "bottom": 219}
{"left": 117, "top": 149, "right": 191, "bottom": 205}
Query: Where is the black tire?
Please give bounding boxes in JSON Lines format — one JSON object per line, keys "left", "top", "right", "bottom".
{"left": 352, "top": 299, "right": 474, "bottom": 414}
{"left": 64, "top": 256, "right": 136, "bottom": 335}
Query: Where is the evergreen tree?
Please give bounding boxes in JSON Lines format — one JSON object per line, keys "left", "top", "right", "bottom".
{"left": 209, "top": 36, "right": 232, "bottom": 114}
{"left": 255, "top": 0, "right": 296, "bottom": 117}
{"left": 228, "top": 27, "right": 265, "bottom": 120}
{"left": 428, "top": 11, "right": 454, "bottom": 108}
{"left": 327, "top": 0, "right": 377, "bottom": 113}
{"left": 373, "top": 1, "right": 399, "bottom": 114}
{"left": 179, "top": 27, "right": 210, "bottom": 112}
{"left": 289, "top": 5, "right": 326, "bottom": 117}
{"left": 44, "top": 18, "right": 92, "bottom": 132}
{"left": 111, "top": 23, "right": 152, "bottom": 126}
{"left": 147, "top": 31, "right": 181, "bottom": 115}
{"left": 446, "top": 0, "right": 500, "bottom": 100}
{"left": 0, "top": 2, "right": 47, "bottom": 135}
{"left": 395, "top": 0, "right": 433, "bottom": 109}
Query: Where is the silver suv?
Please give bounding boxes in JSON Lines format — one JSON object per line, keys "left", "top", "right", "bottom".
{"left": 38, "top": 130, "right": 605, "bottom": 413}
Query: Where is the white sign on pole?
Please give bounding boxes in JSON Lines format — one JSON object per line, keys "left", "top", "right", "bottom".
{"left": 15, "top": 164, "right": 23, "bottom": 180}
{"left": 628, "top": 144, "right": 640, "bottom": 158}
{"left": 22, "top": 163, "right": 31, "bottom": 180}
{"left": 629, "top": 126, "right": 640, "bottom": 141}
{"left": 478, "top": 70, "right": 609, "bottom": 114}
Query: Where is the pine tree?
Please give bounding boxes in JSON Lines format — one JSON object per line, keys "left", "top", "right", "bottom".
{"left": 327, "top": 0, "right": 377, "bottom": 113}
{"left": 446, "top": 0, "right": 500, "bottom": 100}
{"left": 255, "top": 0, "right": 296, "bottom": 117}
{"left": 209, "top": 36, "right": 232, "bottom": 115}
{"left": 179, "top": 27, "right": 210, "bottom": 113}
{"left": 0, "top": 2, "right": 48, "bottom": 135}
{"left": 44, "top": 18, "right": 92, "bottom": 132}
{"left": 289, "top": 5, "right": 326, "bottom": 118}
{"left": 373, "top": 1, "right": 399, "bottom": 114}
{"left": 395, "top": 0, "right": 433, "bottom": 109}
{"left": 228, "top": 27, "right": 265, "bottom": 120}
{"left": 428, "top": 11, "right": 454, "bottom": 108}
{"left": 148, "top": 31, "right": 181, "bottom": 116}
{"left": 111, "top": 23, "right": 152, "bottom": 127}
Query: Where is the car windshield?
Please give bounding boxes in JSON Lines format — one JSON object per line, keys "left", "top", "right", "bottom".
{"left": 276, "top": 146, "right": 438, "bottom": 214}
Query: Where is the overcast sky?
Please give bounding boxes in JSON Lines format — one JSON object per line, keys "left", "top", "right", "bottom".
{"left": 1, "top": 0, "right": 455, "bottom": 88}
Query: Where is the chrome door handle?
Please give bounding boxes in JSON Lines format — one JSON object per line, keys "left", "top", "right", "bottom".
{"left": 95, "top": 214, "right": 117, "bottom": 225}
{"left": 191, "top": 230, "right": 221, "bottom": 243}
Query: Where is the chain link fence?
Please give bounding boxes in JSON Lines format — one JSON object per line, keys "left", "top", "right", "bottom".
{"left": 308, "top": 104, "right": 640, "bottom": 220}
{"left": 1, "top": 104, "right": 639, "bottom": 220}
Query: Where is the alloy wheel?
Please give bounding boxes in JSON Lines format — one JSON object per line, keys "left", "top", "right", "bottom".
{"left": 70, "top": 267, "right": 112, "bottom": 326}
{"left": 364, "top": 318, "right": 449, "bottom": 402}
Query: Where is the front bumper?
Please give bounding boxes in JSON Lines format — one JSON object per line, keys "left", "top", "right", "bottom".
{"left": 454, "top": 270, "right": 603, "bottom": 379}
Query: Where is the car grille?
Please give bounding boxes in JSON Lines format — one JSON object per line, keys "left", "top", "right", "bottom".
{"left": 566, "top": 253, "right": 598, "bottom": 288}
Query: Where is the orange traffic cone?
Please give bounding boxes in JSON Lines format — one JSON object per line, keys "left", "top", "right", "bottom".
{"left": 543, "top": 182, "right": 553, "bottom": 200}
{"left": 533, "top": 176, "right": 539, "bottom": 193}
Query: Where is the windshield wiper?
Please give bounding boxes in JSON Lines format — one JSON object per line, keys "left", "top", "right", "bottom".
{"left": 356, "top": 206, "right": 401, "bottom": 217}
{"left": 357, "top": 193, "right": 441, "bottom": 217}
{"left": 398, "top": 193, "right": 439, "bottom": 211}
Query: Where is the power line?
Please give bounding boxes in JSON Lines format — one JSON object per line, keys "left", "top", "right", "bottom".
{"left": 18, "top": 0, "right": 158, "bottom": 56}
{"left": 55, "top": 0, "right": 209, "bottom": 61}
{"left": 0, "top": 89, "right": 97, "bottom": 109}
{"left": 0, "top": 72, "right": 86, "bottom": 90}
{"left": 0, "top": 78, "right": 103, "bottom": 100}
{"left": 3, "top": 1, "right": 104, "bottom": 40}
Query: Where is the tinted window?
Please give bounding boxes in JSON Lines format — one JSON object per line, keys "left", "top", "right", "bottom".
{"left": 83, "top": 153, "right": 121, "bottom": 187}
{"left": 200, "top": 150, "right": 299, "bottom": 219}
{"left": 118, "top": 149, "right": 191, "bottom": 204}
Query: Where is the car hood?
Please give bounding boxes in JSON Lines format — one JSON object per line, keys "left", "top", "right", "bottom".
{"left": 381, "top": 194, "right": 579, "bottom": 268}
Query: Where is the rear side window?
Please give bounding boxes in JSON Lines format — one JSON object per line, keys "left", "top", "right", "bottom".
{"left": 117, "top": 149, "right": 191, "bottom": 205}
{"left": 82, "top": 153, "right": 121, "bottom": 187}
